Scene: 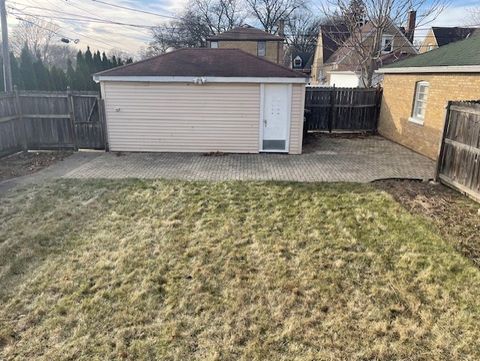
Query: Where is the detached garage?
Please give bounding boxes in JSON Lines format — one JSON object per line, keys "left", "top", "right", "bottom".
{"left": 94, "top": 48, "right": 308, "bottom": 154}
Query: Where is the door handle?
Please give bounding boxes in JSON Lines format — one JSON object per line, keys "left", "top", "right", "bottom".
{"left": 264, "top": 119, "right": 267, "bottom": 127}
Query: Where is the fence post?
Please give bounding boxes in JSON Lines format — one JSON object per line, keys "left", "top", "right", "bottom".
{"left": 98, "top": 98, "right": 109, "bottom": 151}
{"left": 434, "top": 101, "right": 451, "bottom": 182}
{"left": 373, "top": 87, "right": 383, "bottom": 133}
{"left": 328, "top": 85, "right": 336, "bottom": 133}
{"left": 13, "top": 85, "right": 28, "bottom": 151}
{"left": 67, "top": 86, "right": 78, "bottom": 151}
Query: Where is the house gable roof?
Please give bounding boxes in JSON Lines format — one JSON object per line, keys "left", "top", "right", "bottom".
{"left": 325, "top": 19, "right": 417, "bottom": 67}
{"left": 291, "top": 51, "right": 314, "bottom": 70}
{"left": 432, "top": 27, "right": 478, "bottom": 46}
{"left": 319, "top": 23, "right": 350, "bottom": 63}
{"left": 94, "top": 48, "right": 307, "bottom": 79}
{"left": 380, "top": 34, "right": 480, "bottom": 71}
{"left": 207, "top": 26, "right": 284, "bottom": 41}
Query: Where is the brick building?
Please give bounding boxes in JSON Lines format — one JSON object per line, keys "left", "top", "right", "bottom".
{"left": 206, "top": 25, "right": 285, "bottom": 64}
{"left": 376, "top": 35, "right": 480, "bottom": 159}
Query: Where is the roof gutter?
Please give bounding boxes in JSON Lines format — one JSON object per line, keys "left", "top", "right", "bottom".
{"left": 93, "top": 75, "right": 309, "bottom": 84}
{"left": 376, "top": 65, "right": 480, "bottom": 74}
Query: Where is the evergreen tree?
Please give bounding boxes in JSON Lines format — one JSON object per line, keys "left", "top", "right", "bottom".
{"left": 0, "top": 57, "right": 4, "bottom": 92}
{"left": 74, "top": 50, "right": 89, "bottom": 90}
{"left": 101, "top": 52, "right": 110, "bottom": 70}
{"left": 50, "top": 66, "right": 68, "bottom": 90}
{"left": 19, "top": 46, "right": 38, "bottom": 90}
{"left": 85, "top": 46, "right": 94, "bottom": 73}
{"left": 94, "top": 50, "right": 102, "bottom": 72}
{"left": 10, "top": 53, "right": 23, "bottom": 90}
{"left": 66, "top": 59, "right": 75, "bottom": 88}
{"left": 33, "top": 56, "right": 52, "bottom": 90}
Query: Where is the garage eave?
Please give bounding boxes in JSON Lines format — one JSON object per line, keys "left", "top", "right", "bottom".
{"left": 93, "top": 75, "right": 309, "bottom": 84}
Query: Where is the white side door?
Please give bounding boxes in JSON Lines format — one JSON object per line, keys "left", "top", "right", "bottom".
{"left": 261, "top": 84, "right": 291, "bottom": 152}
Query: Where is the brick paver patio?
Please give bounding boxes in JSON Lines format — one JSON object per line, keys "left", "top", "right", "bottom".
{"left": 63, "top": 136, "right": 435, "bottom": 182}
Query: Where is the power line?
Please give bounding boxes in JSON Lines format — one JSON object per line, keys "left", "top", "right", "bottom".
{"left": 8, "top": 4, "right": 156, "bottom": 29}
{"left": 90, "top": 0, "right": 179, "bottom": 20}
{"left": 9, "top": 7, "right": 125, "bottom": 49}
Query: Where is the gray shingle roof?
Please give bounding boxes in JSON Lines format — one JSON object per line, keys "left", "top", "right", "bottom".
{"left": 95, "top": 48, "right": 307, "bottom": 78}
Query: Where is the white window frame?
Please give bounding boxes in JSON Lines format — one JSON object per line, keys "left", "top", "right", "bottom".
{"left": 381, "top": 35, "right": 394, "bottom": 54}
{"left": 293, "top": 56, "right": 302, "bottom": 68}
{"left": 210, "top": 41, "right": 218, "bottom": 48}
{"left": 409, "top": 81, "right": 429, "bottom": 125}
{"left": 257, "top": 41, "right": 266, "bottom": 57}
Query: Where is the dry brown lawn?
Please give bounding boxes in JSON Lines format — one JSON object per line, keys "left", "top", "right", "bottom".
{"left": 0, "top": 180, "right": 479, "bottom": 360}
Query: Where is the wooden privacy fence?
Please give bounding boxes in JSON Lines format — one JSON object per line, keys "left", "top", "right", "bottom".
{"left": 0, "top": 89, "right": 106, "bottom": 157}
{"left": 436, "top": 101, "right": 480, "bottom": 202}
{"left": 304, "top": 87, "right": 382, "bottom": 132}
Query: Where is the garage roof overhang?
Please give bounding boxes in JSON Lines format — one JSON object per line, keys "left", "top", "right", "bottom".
{"left": 93, "top": 75, "right": 309, "bottom": 84}
{"left": 376, "top": 65, "right": 480, "bottom": 74}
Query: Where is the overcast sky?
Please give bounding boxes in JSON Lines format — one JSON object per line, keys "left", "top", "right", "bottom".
{"left": 5, "top": 0, "right": 479, "bottom": 57}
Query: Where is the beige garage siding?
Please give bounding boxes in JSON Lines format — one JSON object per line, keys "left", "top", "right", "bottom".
{"left": 289, "top": 84, "right": 306, "bottom": 154}
{"left": 102, "top": 82, "right": 261, "bottom": 153}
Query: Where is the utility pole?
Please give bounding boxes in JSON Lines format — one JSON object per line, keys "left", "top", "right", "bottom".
{"left": 0, "top": 0, "right": 13, "bottom": 92}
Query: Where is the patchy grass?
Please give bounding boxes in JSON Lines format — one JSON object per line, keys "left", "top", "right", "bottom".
{"left": 1, "top": 180, "right": 480, "bottom": 360}
{"left": 376, "top": 180, "right": 480, "bottom": 266}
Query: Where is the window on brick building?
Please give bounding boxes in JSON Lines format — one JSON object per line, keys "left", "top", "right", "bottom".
{"left": 410, "top": 81, "right": 429, "bottom": 125}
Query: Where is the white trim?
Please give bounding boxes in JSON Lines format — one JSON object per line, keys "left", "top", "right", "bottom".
{"left": 286, "top": 84, "right": 292, "bottom": 153}
{"left": 376, "top": 65, "right": 480, "bottom": 74}
{"left": 93, "top": 75, "right": 308, "bottom": 84}
{"left": 259, "top": 83, "right": 291, "bottom": 153}
{"left": 259, "top": 83, "right": 265, "bottom": 152}
{"left": 327, "top": 70, "right": 359, "bottom": 75}
{"left": 408, "top": 116, "right": 424, "bottom": 125}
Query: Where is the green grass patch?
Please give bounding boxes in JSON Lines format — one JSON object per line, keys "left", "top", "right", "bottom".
{"left": 1, "top": 180, "right": 479, "bottom": 360}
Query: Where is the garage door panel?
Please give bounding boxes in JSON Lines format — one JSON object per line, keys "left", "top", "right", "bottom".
{"left": 104, "top": 82, "right": 260, "bottom": 153}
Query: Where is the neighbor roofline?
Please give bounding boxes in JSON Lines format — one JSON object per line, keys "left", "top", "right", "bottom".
{"left": 93, "top": 75, "right": 309, "bottom": 84}
{"left": 376, "top": 65, "right": 480, "bottom": 74}
{"left": 206, "top": 37, "right": 284, "bottom": 41}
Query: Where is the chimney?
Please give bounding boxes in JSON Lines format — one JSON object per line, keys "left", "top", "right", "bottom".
{"left": 278, "top": 19, "right": 285, "bottom": 37}
{"left": 406, "top": 10, "right": 416, "bottom": 43}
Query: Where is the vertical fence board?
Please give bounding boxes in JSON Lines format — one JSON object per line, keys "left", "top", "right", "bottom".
{"left": 437, "top": 100, "right": 480, "bottom": 202}
{"left": 0, "top": 90, "right": 105, "bottom": 157}
{"left": 304, "top": 87, "right": 381, "bottom": 132}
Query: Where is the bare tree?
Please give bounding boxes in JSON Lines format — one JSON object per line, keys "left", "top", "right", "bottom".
{"left": 321, "top": 0, "right": 445, "bottom": 86}
{"left": 285, "top": 9, "right": 322, "bottom": 52}
{"left": 10, "top": 17, "right": 56, "bottom": 58}
{"left": 10, "top": 16, "right": 75, "bottom": 70}
{"left": 246, "top": 0, "right": 305, "bottom": 33}
{"left": 148, "top": 0, "right": 245, "bottom": 54}
{"left": 468, "top": 7, "right": 480, "bottom": 26}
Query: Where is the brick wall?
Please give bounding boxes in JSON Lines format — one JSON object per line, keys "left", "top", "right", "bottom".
{"left": 378, "top": 73, "right": 480, "bottom": 159}
{"left": 218, "top": 40, "right": 282, "bottom": 64}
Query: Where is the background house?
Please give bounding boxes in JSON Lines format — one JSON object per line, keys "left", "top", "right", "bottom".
{"left": 291, "top": 51, "right": 313, "bottom": 75}
{"left": 377, "top": 35, "right": 480, "bottom": 159}
{"left": 310, "top": 14, "right": 417, "bottom": 87}
{"left": 419, "top": 27, "right": 479, "bottom": 53}
{"left": 94, "top": 48, "right": 307, "bottom": 154}
{"left": 206, "top": 25, "right": 285, "bottom": 64}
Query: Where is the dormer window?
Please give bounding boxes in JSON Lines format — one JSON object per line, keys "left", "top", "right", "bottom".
{"left": 210, "top": 41, "right": 218, "bottom": 48}
{"left": 293, "top": 56, "right": 302, "bottom": 68}
{"left": 381, "top": 35, "right": 394, "bottom": 53}
{"left": 257, "top": 41, "right": 266, "bottom": 56}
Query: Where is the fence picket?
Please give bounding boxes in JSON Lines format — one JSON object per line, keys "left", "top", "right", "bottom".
{"left": 0, "top": 90, "right": 105, "bottom": 157}
{"left": 437, "top": 100, "right": 480, "bottom": 202}
{"left": 304, "top": 87, "right": 381, "bottom": 132}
